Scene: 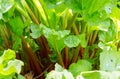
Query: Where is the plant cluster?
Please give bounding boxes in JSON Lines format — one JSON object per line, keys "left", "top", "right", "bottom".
{"left": 0, "top": 0, "right": 120, "bottom": 79}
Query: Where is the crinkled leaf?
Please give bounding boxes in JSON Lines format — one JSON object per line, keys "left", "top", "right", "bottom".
{"left": 100, "top": 50, "right": 120, "bottom": 71}
{"left": 44, "top": 29, "right": 70, "bottom": 40}
{"left": 9, "top": 16, "right": 25, "bottom": 36}
{"left": 0, "top": 60, "right": 24, "bottom": 75}
{"left": 64, "top": 35, "right": 80, "bottom": 48}
{"left": 68, "top": 59, "right": 92, "bottom": 78}
{"left": 46, "top": 63, "right": 74, "bottom": 79}
{"left": 0, "top": 49, "right": 24, "bottom": 76}
{"left": 46, "top": 70, "right": 74, "bottom": 79}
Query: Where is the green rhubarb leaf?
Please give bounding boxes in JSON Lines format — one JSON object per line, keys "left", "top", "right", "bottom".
{"left": 42, "top": 24, "right": 70, "bottom": 52}
{"left": 83, "top": 0, "right": 115, "bottom": 28}
{"left": 68, "top": 59, "right": 92, "bottom": 78}
{"left": 9, "top": 16, "right": 25, "bottom": 36}
{"left": 64, "top": 35, "right": 80, "bottom": 48}
{"left": 31, "top": 23, "right": 70, "bottom": 52}
{"left": 46, "top": 31, "right": 67, "bottom": 52}
{"left": 30, "top": 23, "right": 42, "bottom": 39}
{"left": 65, "top": 0, "right": 116, "bottom": 28}
{"left": 98, "top": 24, "right": 116, "bottom": 43}
{"left": 64, "top": 0, "right": 114, "bottom": 14}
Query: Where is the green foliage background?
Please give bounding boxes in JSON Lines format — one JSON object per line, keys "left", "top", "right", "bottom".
{"left": 1, "top": 0, "right": 120, "bottom": 79}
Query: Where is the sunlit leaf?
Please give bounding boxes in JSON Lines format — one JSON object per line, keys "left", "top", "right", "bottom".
{"left": 110, "top": 7, "right": 120, "bottom": 20}
{"left": 64, "top": 35, "right": 80, "bottom": 48}
{"left": 0, "top": 49, "right": 24, "bottom": 76}
{"left": 46, "top": 63, "right": 74, "bottom": 79}
{"left": 68, "top": 60, "right": 92, "bottom": 78}
{"left": 1, "top": 60, "right": 23, "bottom": 75}
{"left": 100, "top": 49, "right": 120, "bottom": 71}
{"left": 0, "top": 0, "right": 15, "bottom": 13}
{"left": 55, "top": 63, "right": 64, "bottom": 72}
{"left": 30, "top": 23, "right": 42, "bottom": 39}
{"left": 1, "top": 49, "right": 15, "bottom": 63}
{"left": 110, "top": 7, "right": 120, "bottom": 32}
